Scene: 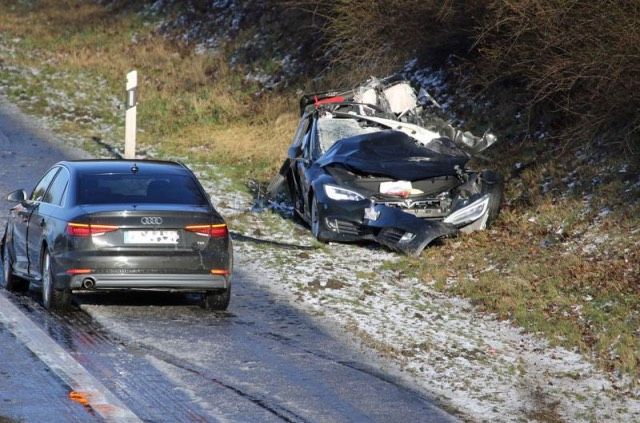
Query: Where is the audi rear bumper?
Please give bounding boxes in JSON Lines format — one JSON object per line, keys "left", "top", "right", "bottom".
{"left": 68, "top": 273, "right": 229, "bottom": 292}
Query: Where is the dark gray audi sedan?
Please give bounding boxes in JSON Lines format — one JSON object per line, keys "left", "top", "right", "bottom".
{"left": 1, "top": 160, "right": 233, "bottom": 310}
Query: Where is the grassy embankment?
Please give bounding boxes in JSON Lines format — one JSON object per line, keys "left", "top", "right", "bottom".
{"left": 0, "top": 1, "right": 298, "bottom": 184}
{"left": 0, "top": 1, "right": 639, "bottom": 381}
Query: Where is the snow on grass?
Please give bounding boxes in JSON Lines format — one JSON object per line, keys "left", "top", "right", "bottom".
{"left": 232, "top": 217, "right": 640, "bottom": 422}
{"left": 1, "top": 33, "right": 639, "bottom": 423}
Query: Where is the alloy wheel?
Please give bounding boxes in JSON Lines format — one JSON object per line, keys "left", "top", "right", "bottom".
{"left": 2, "top": 246, "right": 10, "bottom": 286}
{"left": 42, "top": 253, "right": 51, "bottom": 307}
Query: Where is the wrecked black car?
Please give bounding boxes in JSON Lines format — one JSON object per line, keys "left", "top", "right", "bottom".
{"left": 268, "top": 78, "right": 502, "bottom": 255}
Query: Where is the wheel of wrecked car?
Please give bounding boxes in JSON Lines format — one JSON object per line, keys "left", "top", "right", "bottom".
{"left": 311, "top": 195, "right": 328, "bottom": 242}
{"left": 2, "top": 240, "right": 28, "bottom": 292}
{"left": 481, "top": 170, "right": 504, "bottom": 226}
{"left": 202, "top": 288, "right": 230, "bottom": 311}
{"left": 41, "top": 251, "right": 71, "bottom": 310}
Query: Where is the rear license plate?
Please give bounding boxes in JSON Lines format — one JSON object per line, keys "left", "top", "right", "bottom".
{"left": 124, "top": 230, "right": 179, "bottom": 244}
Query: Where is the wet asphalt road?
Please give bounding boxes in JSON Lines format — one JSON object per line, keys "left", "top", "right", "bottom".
{"left": 0, "top": 100, "right": 457, "bottom": 422}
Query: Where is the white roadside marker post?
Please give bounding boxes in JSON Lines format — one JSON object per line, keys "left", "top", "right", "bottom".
{"left": 124, "top": 70, "right": 137, "bottom": 159}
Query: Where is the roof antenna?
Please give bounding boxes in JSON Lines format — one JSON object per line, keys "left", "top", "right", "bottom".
{"left": 131, "top": 163, "right": 139, "bottom": 174}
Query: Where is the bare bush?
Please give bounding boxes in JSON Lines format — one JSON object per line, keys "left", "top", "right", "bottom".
{"left": 476, "top": 0, "right": 640, "bottom": 150}
{"left": 319, "top": 0, "right": 485, "bottom": 81}
{"left": 310, "top": 0, "right": 639, "bottom": 151}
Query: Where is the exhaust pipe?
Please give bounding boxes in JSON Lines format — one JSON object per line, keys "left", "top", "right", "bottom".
{"left": 81, "top": 277, "right": 95, "bottom": 289}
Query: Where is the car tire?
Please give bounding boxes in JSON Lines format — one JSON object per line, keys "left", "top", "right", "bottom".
{"left": 2, "top": 240, "right": 28, "bottom": 292}
{"left": 202, "top": 288, "right": 230, "bottom": 311}
{"left": 481, "top": 170, "right": 503, "bottom": 226}
{"left": 41, "top": 251, "right": 71, "bottom": 311}
{"left": 310, "top": 195, "right": 328, "bottom": 242}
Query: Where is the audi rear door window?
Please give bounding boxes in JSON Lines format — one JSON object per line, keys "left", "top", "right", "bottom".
{"left": 42, "top": 168, "right": 70, "bottom": 206}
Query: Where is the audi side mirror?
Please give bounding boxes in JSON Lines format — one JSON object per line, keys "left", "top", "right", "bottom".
{"left": 7, "top": 189, "right": 27, "bottom": 203}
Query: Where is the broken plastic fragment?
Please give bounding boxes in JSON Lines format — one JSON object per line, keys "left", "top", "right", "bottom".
{"left": 364, "top": 206, "right": 380, "bottom": 221}
{"left": 380, "top": 180, "right": 414, "bottom": 198}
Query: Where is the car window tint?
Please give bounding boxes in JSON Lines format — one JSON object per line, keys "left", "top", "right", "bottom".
{"left": 301, "top": 131, "right": 312, "bottom": 159}
{"left": 77, "top": 173, "right": 208, "bottom": 205}
{"left": 292, "top": 114, "right": 311, "bottom": 147}
{"left": 30, "top": 168, "right": 60, "bottom": 202}
{"left": 42, "top": 168, "right": 69, "bottom": 206}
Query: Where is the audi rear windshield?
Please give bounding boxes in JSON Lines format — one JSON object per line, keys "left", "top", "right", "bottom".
{"left": 76, "top": 173, "right": 209, "bottom": 205}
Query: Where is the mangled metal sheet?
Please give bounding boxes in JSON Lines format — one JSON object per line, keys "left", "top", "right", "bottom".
{"left": 270, "top": 76, "right": 503, "bottom": 255}
{"left": 316, "top": 130, "right": 468, "bottom": 180}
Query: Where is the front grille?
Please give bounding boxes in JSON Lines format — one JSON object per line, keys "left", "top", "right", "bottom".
{"left": 381, "top": 199, "right": 449, "bottom": 218}
{"left": 335, "top": 219, "right": 364, "bottom": 236}
{"left": 378, "top": 228, "right": 405, "bottom": 244}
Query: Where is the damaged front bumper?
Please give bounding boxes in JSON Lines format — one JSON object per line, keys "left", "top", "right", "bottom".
{"left": 320, "top": 194, "right": 493, "bottom": 256}
{"left": 319, "top": 200, "right": 457, "bottom": 256}
{"left": 365, "top": 204, "right": 458, "bottom": 256}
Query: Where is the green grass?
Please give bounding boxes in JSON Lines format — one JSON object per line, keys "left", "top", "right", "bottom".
{"left": 415, "top": 170, "right": 640, "bottom": 377}
{"left": 0, "top": 1, "right": 298, "bottom": 181}
{"left": 1, "top": 0, "right": 639, "bottom": 384}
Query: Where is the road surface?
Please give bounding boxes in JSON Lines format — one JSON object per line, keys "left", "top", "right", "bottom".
{"left": 0, "top": 100, "right": 457, "bottom": 422}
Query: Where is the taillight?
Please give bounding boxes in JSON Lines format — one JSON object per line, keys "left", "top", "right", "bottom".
{"left": 66, "top": 268, "right": 93, "bottom": 275}
{"left": 67, "top": 223, "right": 118, "bottom": 237}
{"left": 185, "top": 224, "right": 228, "bottom": 238}
{"left": 211, "top": 269, "right": 230, "bottom": 276}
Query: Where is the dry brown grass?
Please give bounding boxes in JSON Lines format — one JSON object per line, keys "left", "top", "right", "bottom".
{"left": 0, "top": 0, "right": 298, "bottom": 179}
{"left": 414, "top": 156, "right": 640, "bottom": 378}
{"left": 3, "top": 0, "right": 640, "bottom": 381}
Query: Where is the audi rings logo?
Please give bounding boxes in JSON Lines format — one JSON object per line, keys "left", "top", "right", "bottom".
{"left": 141, "top": 217, "right": 163, "bottom": 225}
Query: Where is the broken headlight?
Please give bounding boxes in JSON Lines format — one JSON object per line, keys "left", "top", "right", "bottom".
{"left": 324, "top": 185, "right": 365, "bottom": 201}
{"left": 443, "top": 195, "right": 489, "bottom": 226}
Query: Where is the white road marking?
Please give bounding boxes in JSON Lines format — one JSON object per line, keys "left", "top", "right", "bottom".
{"left": 0, "top": 292, "right": 142, "bottom": 422}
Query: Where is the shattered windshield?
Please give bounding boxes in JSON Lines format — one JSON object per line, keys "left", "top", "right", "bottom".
{"left": 317, "top": 118, "right": 379, "bottom": 152}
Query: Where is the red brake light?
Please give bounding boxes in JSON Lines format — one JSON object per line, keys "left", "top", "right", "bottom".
{"left": 67, "top": 223, "right": 118, "bottom": 237}
{"left": 185, "top": 224, "right": 228, "bottom": 238}
{"left": 66, "top": 268, "right": 93, "bottom": 275}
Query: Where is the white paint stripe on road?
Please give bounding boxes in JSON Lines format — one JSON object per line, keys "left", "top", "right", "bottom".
{"left": 0, "top": 293, "right": 142, "bottom": 422}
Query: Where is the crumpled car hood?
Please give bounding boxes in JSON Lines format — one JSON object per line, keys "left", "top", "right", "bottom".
{"left": 315, "top": 130, "right": 469, "bottom": 180}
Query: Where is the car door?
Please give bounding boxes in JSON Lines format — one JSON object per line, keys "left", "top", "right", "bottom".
{"left": 297, "top": 117, "right": 319, "bottom": 219}
{"left": 289, "top": 115, "right": 313, "bottom": 214}
{"left": 29, "top": 166, "right": 70, "bottom": 279}
{"left": 25, "top": 167, "right": 61, "bottom": 279}
{"left": 11, "top": 167, "right": 59, "bottom": 275}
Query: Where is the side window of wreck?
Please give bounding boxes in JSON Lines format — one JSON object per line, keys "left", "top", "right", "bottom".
{"left": 298, "top": 116, "right": 314, "bottom": 159}
{"left": 303, "top": 118, "right": 319, "bottom": 159}
{"left": 292, "top": 114, "right": 311, "bottom": 149}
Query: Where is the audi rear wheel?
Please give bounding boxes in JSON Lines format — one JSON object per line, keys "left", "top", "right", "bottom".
{"left": 202, "top": 288, "right": 230, "bottom": 311}
{"left": 41, "top": 251, "right": 71, "bottom": 311}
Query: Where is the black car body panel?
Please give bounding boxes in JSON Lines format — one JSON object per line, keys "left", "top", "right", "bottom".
{"left": 269, "top": 78, "right": 503, "bottom": 255}
{"left": 316, "top": 130, "right": 468, "bottom": 180}
{"left": 2, "top": 160, "right": 232, "bottom": 309}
